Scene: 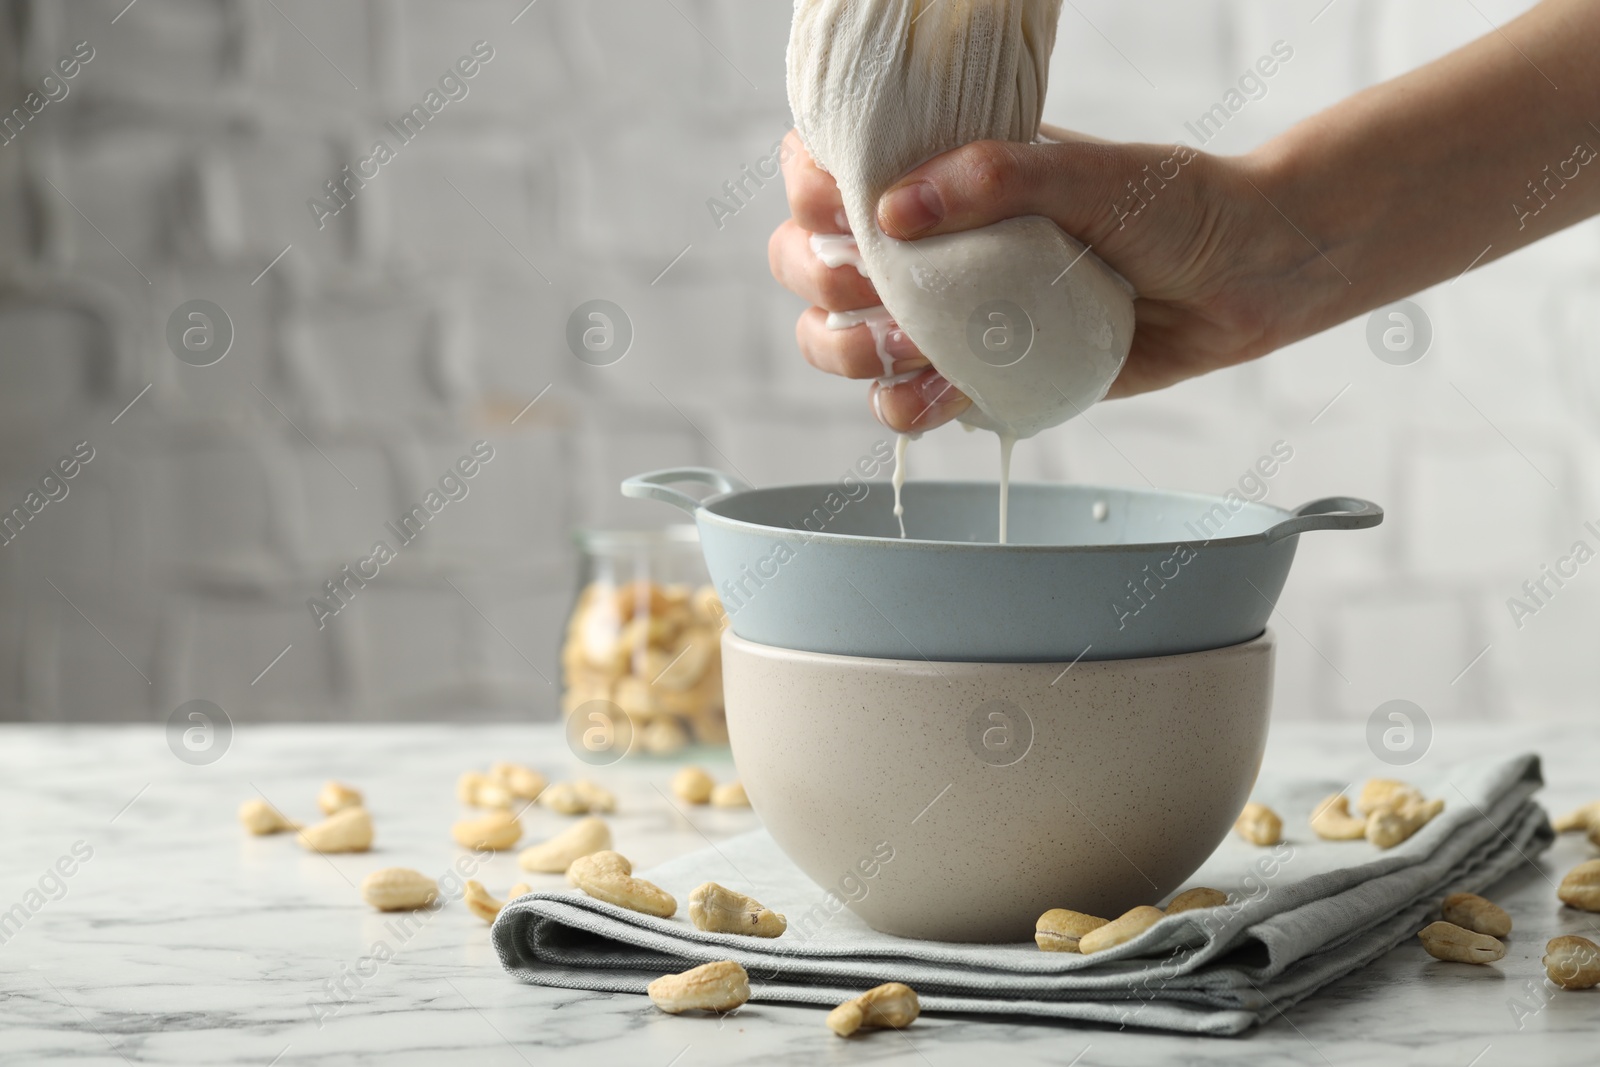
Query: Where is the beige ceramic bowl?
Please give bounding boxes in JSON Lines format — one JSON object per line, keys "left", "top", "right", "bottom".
{"left": 721, "top": 629, "right": 1275, "bottom": 942}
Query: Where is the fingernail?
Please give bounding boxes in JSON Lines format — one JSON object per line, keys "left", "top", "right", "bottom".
{"left": 834, "top": 209, "right": 851, "bottom": 233}
{"left": 878, "top": 182, "right": 943, "bottom": 239}
{"left": 915, "top": 371, "right": 962, "bottom": 408}
{"left": 870, "top": 383, "right": 889, "bottom": 428}
{"left": 884, "top": 328, "right": 922, "bottom": 366}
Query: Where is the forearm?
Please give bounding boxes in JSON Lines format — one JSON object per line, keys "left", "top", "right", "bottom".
{"left": 1258, "top": 0, "right": 1600, "bottom": 337}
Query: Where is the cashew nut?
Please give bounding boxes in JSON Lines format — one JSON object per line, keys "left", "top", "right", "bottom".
{"left": 540, "top": 781, "right": 589, "bottom": 814}
{"left": 641, "top": 717, "right": 690, "bottom": 755}
{"left": 1558, "top": 859, "right": 1600, "bottom": 912}
{"left": 692, "top": 584, "right": 726, "bottom": 626}
{"left": 1544, "top": 934, "right": 1600, "bottom": 990}
{"left": 361, "top": 867, "right": 438, "bottom": 911}
{"left": 1165, "top": 887, "right": 1227, "bottom": 915}
{"left": 1078, "top": 905, "right": 1164, "bottom": 955}
{"left": 1553, "top": 799, "right": 1600, "bottom": 834}
{"left": 457, "top": 771, "right": 513, "bottom": 810}
{"left": 567, "top": 850, "right": 676, "bottom": 917}
{"left": 1234, "top": 802, "right": 1282, "bottom": 846}
{"left": 489, "top": 761, "right": 547, "bottom": 801}
{"left": 518, "top": 816, "right": 612, "bottom": 873}
{"left": 647, "top": 960, "right": 750, "bottom": 1014}
{"left": 1417, "top": 920, "right": 1505, "bottom": 964}
{"left": 1367, "top": 797, "right": 1444, "bottom": 850}
{"left": 688, "top": 882, "right": 786, "bottom": 937}
{"left": 451, "top": 810, "right": 522, "bottom": 851}
{"left": 1034, "top": 909, "right": 1108, "bottom": 953}
{"left": 1357, "top": 778, "right": 1424, "bottom": 816}
{"left": 1440, "top": 892, "right": 1511, "bottom": 938}
{"left": 1310, "top": 794, "right": 1367, "bottom": 840}
{"left": 659, "top": 641, "right": 711, "bottom": 693}
{"left": 463, "top": 879, "right": 530, "bottom": 923}
{"left": 541, "top": 779, "right": 616, "bottom": 815}
{"left": 671, "top": 766, "right": 715, "bottom": 805}
{"left": 317, "top": 781, "right": 363, "bottom": 815}
{"left": 573, "top": 779, "right": 616, "bottom": 812}
{"left": 298, "top": 806, "right": 374, "bottom": 853}
{"left": 826, "top": 982, "right": 920, "bottom": 1037}
{"left": 238, "top": 799, "right": 300, "bottom": 835}
{"left": 710, "top": 780, "right": 750, "bottom": 808}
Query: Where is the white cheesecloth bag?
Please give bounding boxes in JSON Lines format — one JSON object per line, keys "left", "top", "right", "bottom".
{"left": 787, "top": 0, "right": 1136, "bottom": 441}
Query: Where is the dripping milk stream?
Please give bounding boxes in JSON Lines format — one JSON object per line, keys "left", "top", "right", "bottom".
{"left": 812, "top": 232, "right": 1015, "bottom": 544}
{"left": 892, "top": 433, "right": 909, "bottom": 539}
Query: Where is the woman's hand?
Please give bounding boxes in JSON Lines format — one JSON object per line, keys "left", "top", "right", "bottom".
{"left": 770, "top": 126, "right": 1315, "bottom": 432}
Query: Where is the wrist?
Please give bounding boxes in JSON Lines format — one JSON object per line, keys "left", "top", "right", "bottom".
{"left": 1239, "top": 132, "right": 1378, "bottom": 345}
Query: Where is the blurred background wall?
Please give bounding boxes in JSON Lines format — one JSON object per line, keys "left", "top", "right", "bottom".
{"left": 0, "top": 0, "right": 1594, "bottom": 726}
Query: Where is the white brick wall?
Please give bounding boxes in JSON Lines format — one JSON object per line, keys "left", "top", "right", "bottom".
{"left": 1, "top": 0, "right": 1595, "bottom": 732}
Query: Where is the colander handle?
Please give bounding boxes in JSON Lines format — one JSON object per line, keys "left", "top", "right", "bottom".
{"left": 621, "top": 467, "right": 753, "bottom": 515}
{"left": 1263, "top": 496, "right": 1384, "bottom": 545}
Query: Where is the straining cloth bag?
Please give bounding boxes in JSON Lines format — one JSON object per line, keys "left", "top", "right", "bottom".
{"left": 787, "top": 0, "right": 1135, "bottom": 439}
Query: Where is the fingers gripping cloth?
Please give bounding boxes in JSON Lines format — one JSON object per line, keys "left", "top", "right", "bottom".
{"left": 787, "top": 0, "right": 1135, "bottom": 439}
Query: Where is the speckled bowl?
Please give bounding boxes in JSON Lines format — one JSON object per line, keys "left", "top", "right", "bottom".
{"left": 721, "top": 629, "right": 1275, "bottom": 942}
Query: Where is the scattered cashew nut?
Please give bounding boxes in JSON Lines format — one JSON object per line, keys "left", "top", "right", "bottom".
{"left": 1078, "top": 905, "right": 1164, "bottom": 955}
{"left": 1440, "top": 892, "right": 1511, "bottom": 938}
{"left": 1358, "top": 778, "right": 1424, "bottom": 816}
{"left": 647, "top": 960, "right": 750, "bottom": 1014}
{"left": 463, "top": 879, "right": 530, "bottom": 923}
{"left": 457, "top": 771, "right": 513, "bottom": 810}
{"left": 1234, "top": 802, "right": 1282, "bottom": 846}
{"left": 518, "top": 816, "right": 612, "bottom": 873}
{"left": 688, "top": 882, "right": 786, "bottom": 937}
{"left": 463, "top": 880, "right": 500, "bottom": 922}
{"left": 1552, "top": 800, "right": 1600, "bottom": 834}
{"left": 672, "top": 766, "right": 715, "bottom": 805}
{"left": 567, "top": 850, "right": 676, "bottom": 918}
{"left": 827, "top": 982, "right": 920, "bottom": 1037}
{"left": 1310, "top": 794, "right": 1367, "bottom": 840}
{"left": 238, "top": 799, "right": 300, "bottom": 835}
{"left": 541, "top": 781, "right": 589, "bottom": 814}
{"left": 451, "top": 810, "right": 522, "bottom": 851}
{"left": 298, "top": 806, "right": 374, "bottom": 853}
{"left": 710, "top": 780, "right": 749, "bottom": 808}
{"left": 1034, "top": 909, "right": 1108, "bottom": 953}
{"left": 317, "top": 781, "right": 363, "bottom": 815}
{"left": 541, "top": 779, "right": 616, "bottom": 815}
{"left": 1367, "top": 797, "right": 1444, "bottom": 850}
{"left": 1165, "top": 887, "right": 1228, "bottom": 915}
{"left": 1544, "top": 934, "right": 1600, "bottom": 990}
{"left": 489, "top": 761, "right": 547, "bottom": 801}
{"left": 641, "top": 717, "right": 690, "bottom": 755}
{"left": 1417, "top": 920, "right": 1505, "bottom": 964}
{"left": 361, "top": 867, "right": 438, "bottom": 911}
{"left": 1558, "top": 859, "right": 1600, "bottom": 912}
{"left": 573, "top": 779, "right": 616, "bottom": 812}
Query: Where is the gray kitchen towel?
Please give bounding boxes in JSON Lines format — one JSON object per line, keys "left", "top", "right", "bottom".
{"left": 492, "top": 754, "right": 1551, "bottom": 1035}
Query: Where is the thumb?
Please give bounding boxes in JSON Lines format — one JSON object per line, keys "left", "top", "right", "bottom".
{"left": 876, "top": 139, "right": 1165, "bottom": 244}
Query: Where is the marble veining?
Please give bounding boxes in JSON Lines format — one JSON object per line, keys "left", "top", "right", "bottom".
{"left": 1, "top": 722, "right": 1597, "bottom": 1066}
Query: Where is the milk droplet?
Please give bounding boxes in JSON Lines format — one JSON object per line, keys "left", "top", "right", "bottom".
{"left": 825, "top": 306, "right": 898, "bottom": 376}
{"left": 891, "top": 433, "right": 910, "bottom": 539}
{"left": 809, "top": 232, "right": 866, "bottom": 273}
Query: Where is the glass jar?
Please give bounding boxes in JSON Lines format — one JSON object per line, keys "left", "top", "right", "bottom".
{"left": 561, "top": 526, "right": 728, "bottom": 756}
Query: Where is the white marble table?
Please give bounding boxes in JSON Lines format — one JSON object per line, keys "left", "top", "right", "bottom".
{"left": 2, "top": 721, "right": 1597, "bottom": 1066}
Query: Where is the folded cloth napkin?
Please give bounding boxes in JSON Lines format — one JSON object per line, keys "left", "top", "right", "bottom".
{"left": 493, "top": 754, "right": 1551, "bottom": 1035}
